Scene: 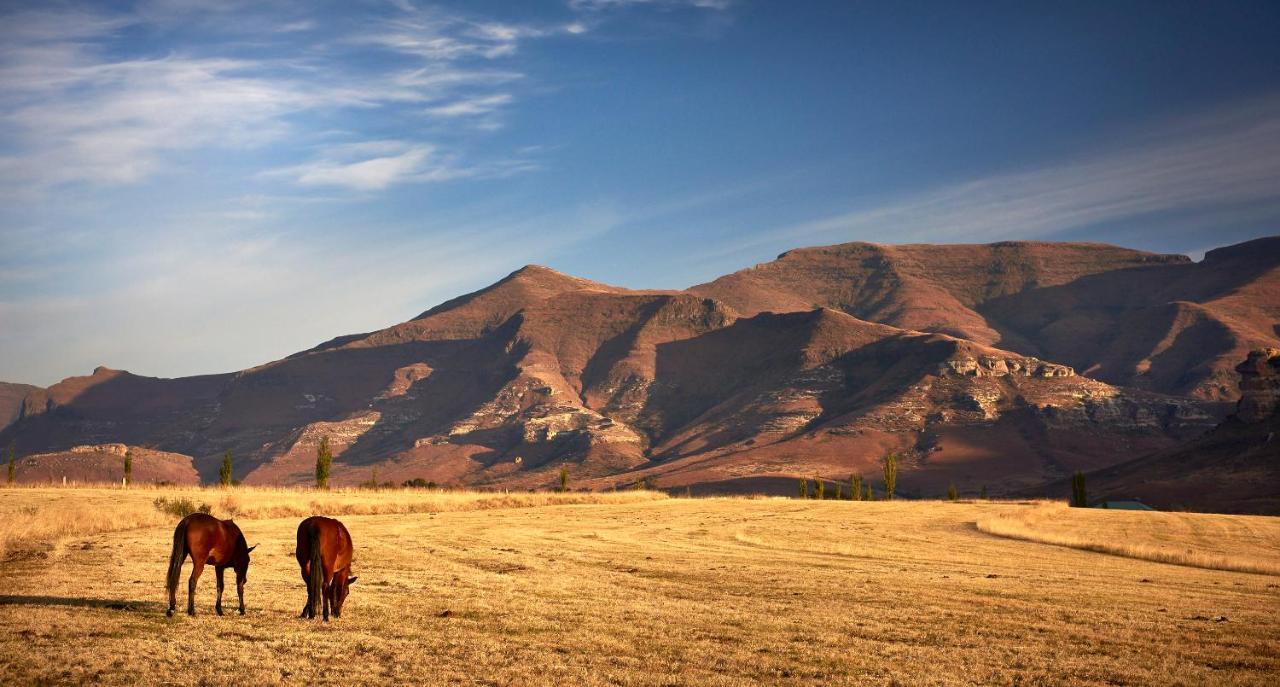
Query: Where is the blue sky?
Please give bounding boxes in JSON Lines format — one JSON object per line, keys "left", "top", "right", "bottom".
{"left": 2, "top": 0, "right": 1279, "bottom": 386}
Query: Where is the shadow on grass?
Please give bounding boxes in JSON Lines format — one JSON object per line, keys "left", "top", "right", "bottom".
{"left": 0, "top": 595, "right": 165, "bottom": 613}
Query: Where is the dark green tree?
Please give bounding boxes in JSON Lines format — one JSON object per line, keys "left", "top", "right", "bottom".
{"left": 558, "top": 467, "right": 569, "bottom": 493}
{"left": 1070, "top": 471, "right": 1088, "bottom": 508}
{"left": 219, "top": 451, "right": 233, "bottom": 487}
{"left": 123, "top": 449, "right": 133, "bottom": 487}
{"left": 882, "top": 451, "right": 898, "bottom": 501}
{"left": 315, "top": 436, "right": 332, "bottom": 490}
{"left": 7, "top": 445, "right": 14, "bottom": 485}
{"left": 947, "top": 482, "right": 958, "bottom": 501}
{"left": 979, "top": 484, "right": 988, "bottom": 499}
{"left": 851, "top": 473, "right": 863, "bottom": 502}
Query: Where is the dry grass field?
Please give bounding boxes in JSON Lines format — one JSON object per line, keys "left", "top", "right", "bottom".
{"left": 1, "top": 487, "right": 1278, "bottom": 686}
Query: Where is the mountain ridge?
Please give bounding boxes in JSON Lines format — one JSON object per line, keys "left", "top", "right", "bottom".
{"left": 3, "top": 236, "right": 1273, "bottom": 509}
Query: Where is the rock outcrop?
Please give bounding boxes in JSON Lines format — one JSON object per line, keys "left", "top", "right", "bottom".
{"left": 1235, "top": 348, "right": 1280, "bottom": 423}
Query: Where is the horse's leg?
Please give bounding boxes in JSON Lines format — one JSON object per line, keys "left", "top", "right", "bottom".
{"left": 322, "top": 574, "right": 331, "bottom": 622}
{"left": 299, "top": 568, "right": 313, "bottom": 619}
{"left": 215, "top": 567, "right": 225, "bottom": 616}
{"left": 168, "top": 556, "right": 182, "bottom": 617}
{"left": 237, "top": 576, "right": 246, "bottom": 616}
{"left": 187, "top": 558, "right": 205, "bottom": 616}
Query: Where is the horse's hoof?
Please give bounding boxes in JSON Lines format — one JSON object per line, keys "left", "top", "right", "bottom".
{"left": 187, "top": 610, "right": 196, "bottom": 617}
{"left": 216, "top": 608, "right": 224, "bottom": 616}
{"left": 238, "top": 609, "right": 245, "bottom": 616}
{"left": 166, "top": 609, "right": 174, "bottom": 618}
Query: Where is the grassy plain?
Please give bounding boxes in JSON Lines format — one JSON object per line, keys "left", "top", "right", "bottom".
{"left": 1, "top": 487, "right": 1278, "bottom": 685}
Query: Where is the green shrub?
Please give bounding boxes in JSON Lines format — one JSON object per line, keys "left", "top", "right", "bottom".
{"left": 947, "top": 482, "right": 958, "bottom": 501}
{"left": 402, "top": 478, "right": 436, "bottom": 489}
{"left": 153, "top": 497, "right": 212, "bottom": 519}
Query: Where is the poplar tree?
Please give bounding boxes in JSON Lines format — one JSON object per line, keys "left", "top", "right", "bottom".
{"left": 219, "top": 451, "right": 233, "bottom": 487}
{"left": 558, "top": 467, "right": 569, "bottom": 493}
{"left": 947, "top": 482, "right": 958, "bottom": 501}
{"left": 851, "top": 473, "right": 863, "bottom": 501}
{"left": 315, "top": 436, "right": 332, "bottom": 490}
{"left": 7, "top": 445, "right": 15, "bottom": 484}
{"left": 882, "top": 452, "right": 897, "bottom": 501}
{"left": 123, "top": 449, "right": 133, "bottom": 487}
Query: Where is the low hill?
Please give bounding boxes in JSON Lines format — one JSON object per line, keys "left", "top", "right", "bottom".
{"left": 13, "top": 443, "right": 199, "bottom": 486}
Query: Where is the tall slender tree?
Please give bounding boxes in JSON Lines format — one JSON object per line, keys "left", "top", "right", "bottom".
{"left": 947, "top": 482, "right": 958, "bottom": 501}
{"left": 851, "top": 473, "right": 863, "bottom": 501}
{"left": 315, "top": 436, "right": 332, "bottom": 490}
{"left": 219, "top": 451, "right": 233, "bottom": 487}
{"left": 882, "top": 451, "right": 898, "bottom": 501}
{"left": 558, "top": 467, "right": 569, "bottom": 493}
{"left": 123, "top": 448, "right": 133, "bottom": 487}
{"left": 7, "top": 445, "right": 15, "bottom": 485}
{"left": 799, "top": 478, "right": 809, "bottom": 499}
{"left": 816, "top": 478, "right": 825, "bottom": 501}
{"left": 1070, "top": 471, "right": 1088, "bottom": 508}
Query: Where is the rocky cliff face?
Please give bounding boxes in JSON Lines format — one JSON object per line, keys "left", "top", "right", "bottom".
{"left": 1235, "top": 348, "right": 1280, "bottom": 423}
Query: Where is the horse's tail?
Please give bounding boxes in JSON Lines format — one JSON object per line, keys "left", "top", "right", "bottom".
{"left": 166, "top": 517, "right": 189, "bottom": 597}
{"left": 308, "top": 521, "right": 324, "bottom": 618}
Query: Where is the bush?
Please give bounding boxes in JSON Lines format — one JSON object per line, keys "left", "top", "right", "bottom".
{"left": 402, "top": 478, "right": 437, "bottom": 489}
{"left": 153, "top": 497, "right": 212, "bottom": 519}
{"left": 947, "top": 482, "right": 958, "bottom": 501}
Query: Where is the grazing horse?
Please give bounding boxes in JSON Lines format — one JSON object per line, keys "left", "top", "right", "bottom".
{"left": 295, "top": 516, "right": 357, "bottom": 621}
{"left": 165, "top": 513, "right": 255, "bottom": 617}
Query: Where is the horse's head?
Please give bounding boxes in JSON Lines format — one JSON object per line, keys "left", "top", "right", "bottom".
{"left": 333, "top": 574, "right": 357, "bottom": 617}
{"left": 234, "top": 543, "right": 257, "bottom": 581}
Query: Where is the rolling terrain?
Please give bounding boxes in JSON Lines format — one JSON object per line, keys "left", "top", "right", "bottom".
{"left": 3, "top": 237, "right": 1277, "bottom": 503}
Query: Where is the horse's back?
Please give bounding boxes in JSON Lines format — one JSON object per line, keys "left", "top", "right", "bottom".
{"left": 296, "top": 516, "right": 353, "bottom": 572}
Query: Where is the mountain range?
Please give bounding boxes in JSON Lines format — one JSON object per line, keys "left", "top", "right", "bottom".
{"left": 3, "top": 237, "right": 1277, "bottom": 509}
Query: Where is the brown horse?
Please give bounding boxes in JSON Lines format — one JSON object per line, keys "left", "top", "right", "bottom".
{"left": 295, "top": 516, "right": 357, "bottom": 621}
{"left": 165, "top": 513, "right": 255, "bottom": 617}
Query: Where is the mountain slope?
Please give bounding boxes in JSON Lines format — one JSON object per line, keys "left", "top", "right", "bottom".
{"left": 1067, "top": 348, "right": 1280, "bottom": 514}
{"left": 0, "top": 381, "right": 40, "bottom": 431}
{"left": 691, "top": 238, "right": 1280, "bottom": 399}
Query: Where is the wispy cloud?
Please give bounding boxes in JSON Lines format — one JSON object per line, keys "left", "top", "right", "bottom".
{"left": 0, "top": 3, "right": 567, "bottom": 196}
{"left": 716, "top": 96, "right": 1280, "bottom": 257}
{"left": 569, "top": 0, "right": 732, "bottom": 11}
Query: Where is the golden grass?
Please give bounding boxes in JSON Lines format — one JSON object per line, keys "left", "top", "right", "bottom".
{"left": 976, "top": 502, "right": 1280, "bottom": 576}
{"left": 0, "top": 485, "right": 665, "bottom": 562}
{"left": 1, "top": 492, "right": 1278, "bottom": 685}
